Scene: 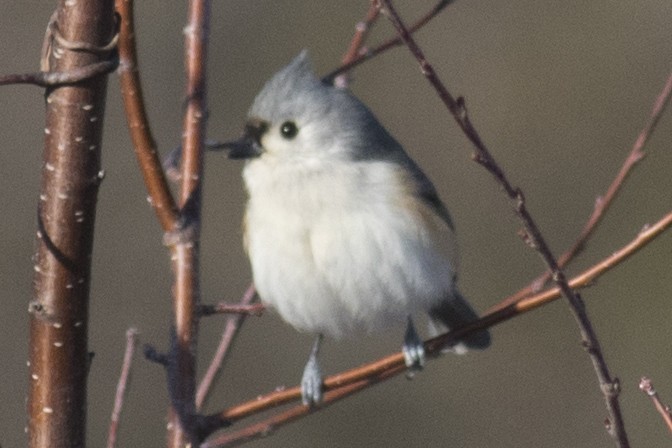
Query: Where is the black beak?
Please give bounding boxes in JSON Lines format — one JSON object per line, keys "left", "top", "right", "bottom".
{"left": 210, "top": 118, "right": 268, "bottom": 159}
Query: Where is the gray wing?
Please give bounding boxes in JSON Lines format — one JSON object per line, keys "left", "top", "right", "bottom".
{"left": 364, "top": 129, "right": 490, "bottom": 351}
{"left": 342, "top": 89, "right": 490, "bottom": 351}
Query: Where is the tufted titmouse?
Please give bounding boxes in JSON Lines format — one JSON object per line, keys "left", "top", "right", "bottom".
{"left": 218, "top": 51, "right": 490, "bottom": 405}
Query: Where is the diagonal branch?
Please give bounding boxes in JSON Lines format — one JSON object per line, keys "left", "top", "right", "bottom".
{"left": 332, "top": 1, "right": 381, "bottom": 88}
{"left": 196, "top": 285, "right": 258, "bottom": 410}
{"left": 640, "top": 377, "right": 672, "bottom": 435}
{"left": 322, "top": 0, "right": 454, "bottom": 84}
{"left": 378, "top": 0, "right": 629, "bottom": 445}
{"left": 498, "top": 69, "right": 672, "bottom": 307}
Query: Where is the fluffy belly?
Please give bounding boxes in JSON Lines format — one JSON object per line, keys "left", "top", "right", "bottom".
{"left": 246, "top": 202, "right": 453, "bottom": 338}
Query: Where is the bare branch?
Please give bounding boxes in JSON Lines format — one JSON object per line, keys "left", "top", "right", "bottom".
{"left": 196, "top": 285, "right": 258, "bottom": 411}
{"left": 199, "top": 302, "right": 264, "bottom": 317}
{"left": 107, "top": 328, "right": 139, "bottom": 448}
{"left": 332, "top": 1, "right": 380, "bottom": 88}
{"left": 640, "top": 377, "right": 672, "bottom": 435}
{"left": 166, "top": 0, "right": 212, "bottom": 445}
{"left": 0, "top": 59, "right": 117, "bottom": 87}
{"left": 115, "top": 0, "right": 179, "bottom": 232}
{"left": 28, "top": 2, "right": 116, "bottom": 447}
{"left": 201, "top": 378, "right": 378, "bottom": 448}
{"left": 499, "top": 69, "right": 672, "bottom": 307}
{"left": 322, "top": 0, "right": 454, "bottom": 84}
{"left": 378, "top": 1, "right": 631, "bottom": 445}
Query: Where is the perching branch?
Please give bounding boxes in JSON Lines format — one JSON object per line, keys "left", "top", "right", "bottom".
{"left": 378, "top": 1, "right": 630, "bottom": 446}
{"left": 198, "top": 210, "right": 671, "bottom": 446}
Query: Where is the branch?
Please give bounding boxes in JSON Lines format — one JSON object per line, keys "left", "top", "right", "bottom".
{"left": 199, "top": 210, "right": 671, "bottom": 445}
{"left": 28, "top": 2, "right": 116, "bottom": 447}
{"left": 0, "top": 59, "right": 117, "bottom": 87}
{"left": 332, "top": 1, "right": 381, "bottom": 88}
{"left": 322, "top": 0, "right": 454, "bottom": 84}
{"left": 640, "top": 377, "right": 672, "bottom": 435}
{"left": 0, "top": 10, "right": 118, "bottom": 88}
{"left": 499, "top": 69, "right": 672, "bottom": 307}
{"left": 201, "top": 377, "right": 383, "bottom": 448}
{"left": 199, "top": 298, "right": 263, "bottom": 318}
{"left": 378, "top": 1, "right": 630, "bottom": 446}
{"left": 116, "top": 0, "right": 179, "bottom": 232}
{"left": 196, "top": 285, "right": 258, "bottom": 410}
{"left": 166, "top": 0, "right": 212, "bottom": 445}
{"left": 117, "top": 0, "right": 215, "bottom": 443}
{"left": 107, "top": 328, "right": 139, "bottom": 448}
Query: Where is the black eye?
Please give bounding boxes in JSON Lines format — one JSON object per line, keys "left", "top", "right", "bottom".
{"left": 280, "top": 121, "right": 298, "bottom": 139}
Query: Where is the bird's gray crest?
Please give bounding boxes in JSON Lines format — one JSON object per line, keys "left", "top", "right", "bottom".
{"left": 248, "top": 50, "right": 328, "bottom": 123}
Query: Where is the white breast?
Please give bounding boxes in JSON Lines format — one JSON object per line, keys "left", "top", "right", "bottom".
{"left": 242, "top": 156, "right": 456, "bottom": 338}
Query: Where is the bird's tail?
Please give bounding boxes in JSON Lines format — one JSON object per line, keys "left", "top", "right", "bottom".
{"left": 428, "top": 290, "right": 491, "bottom": 354}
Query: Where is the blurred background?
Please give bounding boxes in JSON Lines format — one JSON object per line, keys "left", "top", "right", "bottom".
{"left": 1, "top": 1, "right": 671, "bottom": 446}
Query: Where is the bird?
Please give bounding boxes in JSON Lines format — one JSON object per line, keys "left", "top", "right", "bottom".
{"left": 216, "top": 50, "right": 490, "bottom": 406}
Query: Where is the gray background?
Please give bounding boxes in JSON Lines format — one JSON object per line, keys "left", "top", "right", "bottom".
{"left": 1, "top": 1, "right": 671, "bottom": 447}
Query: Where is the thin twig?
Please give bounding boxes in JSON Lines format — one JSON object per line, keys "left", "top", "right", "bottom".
{"left": 116, "top": 0, "right": 179, "bottom": 232}
{"left": 498, "top": 69, "right": 672, "bottom": 308}
{"left": 379, "top": 0, "right": 630, "bottom": 445}
{"left": 333, "top": 1, "right": 381, "bottom": 88}
{"left": 107, "top": 328, "right": 139, "bottom": 448}
{"left": 640, "top": 377, "right": 672, "bottom": 435}
{"left": 0, "top": 59, "right": 118, "bottom": 87}
{"left": 199, "top": 299, "right": 263, "bottom": 317}
{"left": 196, "top": 285, "right": 258, "bottom": 410}
{"left": 199, "top": 210, "right": 671, "bottom": 445}
{"left": 322, "top": 0, "right": 454, "bottom": 84}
